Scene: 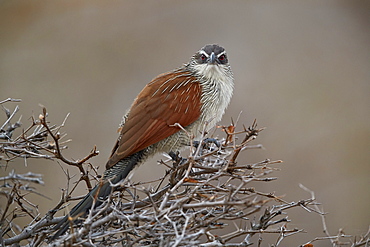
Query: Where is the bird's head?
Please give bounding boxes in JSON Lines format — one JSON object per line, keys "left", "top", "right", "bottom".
{"left": 188, "top": 44, "right": 231, "bottom": 80}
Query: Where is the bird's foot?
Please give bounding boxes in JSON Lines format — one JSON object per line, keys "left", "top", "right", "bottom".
{"left": 193, "top": 138, "right": 220, "bottom": 149}
{"left": 168, "top": 151, "right": 187, "bottom": 165}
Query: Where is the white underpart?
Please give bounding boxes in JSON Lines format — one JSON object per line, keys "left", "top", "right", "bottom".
{"left": 194, "top": 63, "right": 234, "bottom": 132}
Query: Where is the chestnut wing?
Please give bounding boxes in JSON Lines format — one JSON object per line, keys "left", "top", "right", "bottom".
{"left": 106, "top": 71, "right": 202, "bottom": 169}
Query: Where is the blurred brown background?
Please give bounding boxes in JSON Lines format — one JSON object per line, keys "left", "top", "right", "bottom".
{"left": 1, "top": 0, "right": 369, "bottom": 245}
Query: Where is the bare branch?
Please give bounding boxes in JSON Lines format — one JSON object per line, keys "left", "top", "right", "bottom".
{"left": 1, "top": 102, "right": 368, "bottom": 246}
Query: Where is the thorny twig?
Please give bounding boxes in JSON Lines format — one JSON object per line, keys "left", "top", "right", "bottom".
{"left": 0, "top": 102, "right": 100, "bottom": 245}
{"left": 299, "top": 184, "right": 370, "bottom": 247}
{"left": 45, "top": 121, "right": 313, "bottom": 247}
{"left": 1, "top": 101, "right": 368, "bottom": 246}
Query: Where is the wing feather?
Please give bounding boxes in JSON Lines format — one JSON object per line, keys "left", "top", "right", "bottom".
{"left": 106, "top": 70, "right": 202, "bottom": 169}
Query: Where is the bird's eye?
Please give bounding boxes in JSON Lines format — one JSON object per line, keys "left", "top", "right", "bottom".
{"left": 201, "top": 54, "right": 207, "bottom": 61}
{"left": 219, "top": 54, "right": 225, "bottom": 61}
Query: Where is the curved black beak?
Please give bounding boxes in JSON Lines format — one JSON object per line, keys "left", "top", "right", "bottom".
{"left": 208, "top": 52, "right": 216, "bottom": 64}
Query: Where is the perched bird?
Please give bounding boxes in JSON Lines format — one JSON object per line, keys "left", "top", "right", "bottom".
{"left": 52, "top": 44, "right": 234, "bottom": 239}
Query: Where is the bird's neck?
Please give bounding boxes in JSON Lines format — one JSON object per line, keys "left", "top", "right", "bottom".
{"left": 185, "top": 63, "right": 234, "bottom": 130}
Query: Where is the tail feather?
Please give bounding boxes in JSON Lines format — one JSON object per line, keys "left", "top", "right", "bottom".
{"left": 50, "top": 150, "right": 147, "bottom": 241}
{"left": 51, "top": 182, "right": 112, "bottom": 240}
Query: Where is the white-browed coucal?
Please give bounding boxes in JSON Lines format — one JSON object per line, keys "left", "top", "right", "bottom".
{"left": 52, "top": 44, "right": 234, "bottom": 239}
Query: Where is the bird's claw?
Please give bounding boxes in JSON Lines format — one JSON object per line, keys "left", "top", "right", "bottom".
{"left": 193, "top": 138, "right": 220, "bottom": 149}
{"left": 168, "top": 151, "right": 187, "bottom": 164}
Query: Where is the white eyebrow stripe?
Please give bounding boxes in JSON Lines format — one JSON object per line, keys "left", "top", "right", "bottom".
{"left": 217, "top": 51, "right": 226, "bottom": 57}
{"left": 199, "top": 50, "right": 209, "bottom": 57}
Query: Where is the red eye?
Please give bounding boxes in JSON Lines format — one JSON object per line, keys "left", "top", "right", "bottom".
{"left": 219, "top": 54, "right": 225, "bottom": 61}
{"left": 201, "top": 54, "right": 206, "bottom": 60}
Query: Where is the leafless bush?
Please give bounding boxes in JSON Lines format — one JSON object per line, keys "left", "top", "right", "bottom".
{"left": 1, "top": 98, "right": 369, "bottom": 247}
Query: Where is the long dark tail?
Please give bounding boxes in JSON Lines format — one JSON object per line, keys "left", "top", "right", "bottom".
{"left": 51, "top": 181, "right": 111, "bottom": 240}
{"left": 51, "top": 150, "right": 146, "bottom": 241}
